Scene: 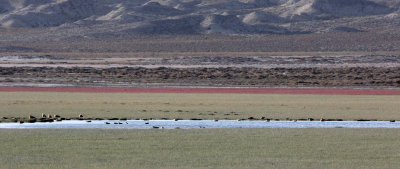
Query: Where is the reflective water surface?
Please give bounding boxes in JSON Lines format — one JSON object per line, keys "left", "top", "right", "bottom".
{"left": 0, "top": 120, "right": 399, "bottom": 129}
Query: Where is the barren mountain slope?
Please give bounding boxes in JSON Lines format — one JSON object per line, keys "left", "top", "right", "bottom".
{"left": 0, "top": 0, "right": 398, "bottom": 36}
{"left": 277, "top": 0, "right": 393, "bottom": 19}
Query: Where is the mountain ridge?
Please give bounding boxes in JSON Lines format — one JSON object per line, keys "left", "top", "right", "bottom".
{"left": 0, "top": 0, "right": 398, "bottom": 35}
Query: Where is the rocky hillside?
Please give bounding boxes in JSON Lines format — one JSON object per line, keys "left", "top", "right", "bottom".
{"left": 0, "top": 0, "right": 399, "bottom": 35}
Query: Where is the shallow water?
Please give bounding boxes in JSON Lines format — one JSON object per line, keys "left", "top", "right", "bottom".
{"left": 0, "top": 120, "right": 399, "bottom": 129}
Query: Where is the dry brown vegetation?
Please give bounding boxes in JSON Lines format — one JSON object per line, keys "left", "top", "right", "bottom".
{"left": 1, "top": 92, "right": 399, "bottom": 121}
{"left": 1, "top": 66, "right": 399, "bottom": 87}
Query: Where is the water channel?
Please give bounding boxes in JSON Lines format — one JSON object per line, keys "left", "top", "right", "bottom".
{"left": 0, "top": 120, "right": 399, "bottom": 129}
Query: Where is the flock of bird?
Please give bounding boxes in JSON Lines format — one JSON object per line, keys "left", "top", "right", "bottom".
{"left": 19, "top": 114, "right": 396, "bottom": 126}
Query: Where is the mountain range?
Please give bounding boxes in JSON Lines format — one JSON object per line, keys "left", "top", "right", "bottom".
{"left": 0, "top": 0, "right": 399, "bottom": 36}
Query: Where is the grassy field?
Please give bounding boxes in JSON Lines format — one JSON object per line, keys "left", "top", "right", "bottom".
{"left": 0, "top": 92, "right": 399, "bottom": 121}
{"left": 0, "top": 128, "right": 399, "bottom": 169}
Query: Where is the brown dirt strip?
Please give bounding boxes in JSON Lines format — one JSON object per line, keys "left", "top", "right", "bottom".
{"left": 0, "top": 87, "right": 400, "bottom": 95}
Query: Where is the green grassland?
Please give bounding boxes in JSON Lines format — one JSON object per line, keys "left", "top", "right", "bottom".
{"left": 0, "top": 92, "right": 399, "bottom": 121}
{"left": 0, "top": 128, "right": 399, "bottom": 169}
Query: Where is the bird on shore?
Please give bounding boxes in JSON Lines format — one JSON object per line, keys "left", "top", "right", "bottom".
{"left": 28, "top": 115, "right": 35, "bottom": 120}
